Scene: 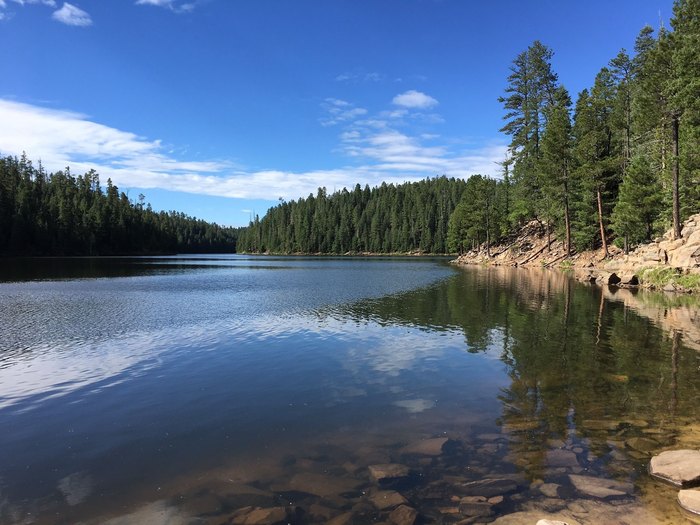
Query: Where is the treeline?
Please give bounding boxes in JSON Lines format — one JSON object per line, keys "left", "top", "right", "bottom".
{"left": 0, "top": 154, "right": 238, "bottom": 256}
{"left": 237, "top": 177, "right": 467, "bottom": 254}
{"left": 450, "top": 0, "right": 700, "bottom": 255}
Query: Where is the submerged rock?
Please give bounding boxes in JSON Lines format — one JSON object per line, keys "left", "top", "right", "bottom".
{"left": 368, "top": 463, "right": 410, "bottom": 483}
{"left": 388, "top": 504, "right": 418, "bottom": 525}
{"left": 545, "top": 449, "right": 579, "bottom": 468}
{"left": 458, "top": 495, "right": 495, "bottom": 518}
{"left": 455, "top": 478, "right": 518, "bottom": 497}
{"left": 678, "top": 489, "right": 700, "bottom": 517}
{"left": 568, "top": 474, "right": 633, "bottom": 499}
{"left": 369, "top": 490, "right": 408, "bottom": 510}
{"left": 400, "top": 437, "right": 449, "bottom": 456}
{"left": 327, "top": 512, "right": 354, "bottom": 525}
{"left": 649, "top": 449, "right": 700, "bottom": 487}
{"left": 625, "top": 436, "right": 658, "bottom": 454}
{"left": 230, "top": 506, "right": 287, "bottom": 525}
{"left": 539, "top": 483, "right": 561, "bottom": 498}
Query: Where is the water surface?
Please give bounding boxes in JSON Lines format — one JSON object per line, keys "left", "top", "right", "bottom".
{"left": 0, "top": 256, "right": 699, "bottom": 524}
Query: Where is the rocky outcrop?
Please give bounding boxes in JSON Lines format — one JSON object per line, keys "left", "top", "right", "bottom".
{"left": 452, "top": 213, "right": 700, "bottom": 293}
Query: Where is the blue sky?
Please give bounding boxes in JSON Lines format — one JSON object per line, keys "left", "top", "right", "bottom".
{"left": 0, "top": 0, "right": 673, "bottom": 226}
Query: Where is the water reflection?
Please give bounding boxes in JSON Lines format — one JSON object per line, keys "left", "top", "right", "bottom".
{"left": 1, "top": 260, "right": 699, "bottom": 524}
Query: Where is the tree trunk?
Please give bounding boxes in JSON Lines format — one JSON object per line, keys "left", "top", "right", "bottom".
{"left": 563, "top": 180, "right": 571, "bottom": 257}
{"left": 672, "top": 116, "right": 681, "bottom": 239}
{"left": 596, "top": 186, "right": 609, "bottom": 258}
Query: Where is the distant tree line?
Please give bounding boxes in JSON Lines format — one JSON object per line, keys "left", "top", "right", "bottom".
{"left": 236, "top": 177, "right": 467, "bottom": 254}
{"left": 0, "top": 154, "right": 238, "bottom": 255}
{"left": 449, "top": 0, "right": 700, "bottom": 256}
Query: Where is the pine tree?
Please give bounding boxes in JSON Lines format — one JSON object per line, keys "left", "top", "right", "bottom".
{"left": 611, "top": 153, "right": 664, "bottom": 251}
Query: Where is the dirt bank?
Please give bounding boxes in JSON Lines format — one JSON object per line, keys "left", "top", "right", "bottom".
{"left": 452, "top": 214, "right": 700, "bottom": 293}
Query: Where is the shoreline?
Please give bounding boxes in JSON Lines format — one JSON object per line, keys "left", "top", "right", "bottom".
{"left": 450, "top": 213, "right": 700, "bottom": 294}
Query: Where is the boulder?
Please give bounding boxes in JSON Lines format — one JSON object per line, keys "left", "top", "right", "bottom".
{"left": 568, "top": 474, "right": 633, "bottom": 498}
{"left": 678, "top": 489, "right": 700, "bottom": 517}
{"left": 536, "top": 520, "right": 570, "bottom": 525}
{"left": 649, "top": 449, "right": 700, "bottom": 487}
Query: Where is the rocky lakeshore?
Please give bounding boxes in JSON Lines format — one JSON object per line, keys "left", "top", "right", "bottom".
{"left": 70, "top": 415, "right": 700, "bottom": 525}
{"left": 451, "top": 214, "right": 700, "bottom": 294}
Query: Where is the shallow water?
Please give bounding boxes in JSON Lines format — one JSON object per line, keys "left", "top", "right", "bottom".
{"left": 0, "top": 256, "right": 699, "bottom": 524}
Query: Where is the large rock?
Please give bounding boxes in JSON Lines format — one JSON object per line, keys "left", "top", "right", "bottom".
{"left": 455, "top": 478, "right": 518, "bottom": 497}
{"left": 568, "top": 474, "right": 633, "bottom": 498}
{"left": 649, "top": 449, "right": 700, "bottom": 487}
{"left": 368, "top": 463, "right": 410, "bottom": 483}
{"left": 400, "top": 437, "right": 449, "bottom": 456}
{"left": 678, "top": 489, "right": 700, "bottom": 517}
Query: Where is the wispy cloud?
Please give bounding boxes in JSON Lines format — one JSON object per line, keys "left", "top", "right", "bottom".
{"left": 51, "top": 2, "right": 91, "bottom": 26}
{"left": 0, "top": 98, "right": 505, "bottom": 203}
{"left": 1, "top": 0, "right": 63, "bottom": 22}
{"left": 392, "top": 90, "right": 438, "bottom": 109}
{"left": 335, "top": 70, "right": 383, "bottom": 83}
{"left": 135, "top": 0, "right": 196, "bottom": 13}
{"left": 320, "top": 98, "right": 368, "bottom": 127}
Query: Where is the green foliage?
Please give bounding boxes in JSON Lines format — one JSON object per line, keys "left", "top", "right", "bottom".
{"left": 236, "top": 176, "right": 466, "bottom": 254}
{"left": 638, "top": 266, "right": 700, "bottom": 291}
{"left": 0, "top": 154, "right": 238, "bottom": 256}
{"left": 447, "top": 175, "right": 507, "bottom": 254}
{"left": 611, "top": 154, "right": 664, "bottom": 249}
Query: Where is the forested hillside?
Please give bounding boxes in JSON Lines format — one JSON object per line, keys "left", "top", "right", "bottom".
{"left": 0, "top": 155, "right": 238, "bottom": 255}
{"left": 236, "top": 177, "right": 467, "bottom": 254}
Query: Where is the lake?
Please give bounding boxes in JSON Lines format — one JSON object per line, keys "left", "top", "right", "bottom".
{"left": 0, "top": 255, "right": 699, "bottom": 524}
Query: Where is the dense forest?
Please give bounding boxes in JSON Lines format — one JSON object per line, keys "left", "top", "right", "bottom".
{"left": 0, "top": 154, "right": 238, "bottom": 255}
{"left": 236, "top": 177, "right": 467, "bottom": 254}
{"left": 243, "top": 0, "right": 699, "bottom": 256}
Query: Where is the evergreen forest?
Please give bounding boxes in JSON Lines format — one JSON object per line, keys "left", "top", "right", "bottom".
{"left": 0, "top": 155, "right": 238, "bottom": 255}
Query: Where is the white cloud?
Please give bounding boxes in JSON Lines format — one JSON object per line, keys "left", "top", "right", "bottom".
{"left": 320, "top": 98, "right": 368, "bottom": 127}
{"left": 52, "top": 2, "right": 91, "bottom": 26}
{"left": 0, "top": 98, "right": 505, "bottom": 204}
{"left": 335, "top": 70, "right": 383, "bottom": 83}
{"left": 11, "top": 0, "right": 56, "bottom": 5}
{"left": 1, "top": 0, "right": 57, "bottom": 20}
{"left": 392, "top": 90, "right": 438, "bottom": 109}
{"left": 135, "top": 0, "right": 195, "bottom": 13}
